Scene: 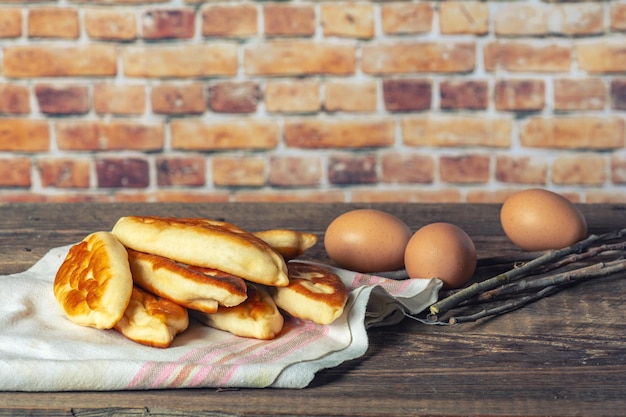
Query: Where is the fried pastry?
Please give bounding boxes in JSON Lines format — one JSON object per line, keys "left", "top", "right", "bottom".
{"left": 272, "top": 262, "right": 348, "bottom": 325}
{"left": 127, "top": 249, "right": 247, "bottom": 313}
{"left": 112, "top": 216, "right": 289, "bottom": 287}
{"left": 115, "top": 286, "right": 189, "bottom": 348}
{"left": 253, "top": 229, "right": 318, "bottom": 260}
{"left": 192, "top": 285, "right": 284, "bottom": 340}
{"left": 53, "top": 231, "right": 133, "bottom": 330}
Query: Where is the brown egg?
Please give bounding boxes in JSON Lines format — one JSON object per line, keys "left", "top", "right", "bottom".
{"left": 404, "top": 222, "right": 477, "bottom": 289}
{"left": 324, "top": 209, "right": 412, "bottom": 273}
{"left": 500, "top": 188, "right": 587, "bottom": 251}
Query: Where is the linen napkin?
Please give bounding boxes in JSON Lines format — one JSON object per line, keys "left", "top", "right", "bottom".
{"left": 0, "top": 245, "right": 441, "bottom": 391}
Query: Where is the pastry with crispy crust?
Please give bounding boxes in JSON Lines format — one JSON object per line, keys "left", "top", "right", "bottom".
{"left": 115, "top": 286, "right": 189, "bottom": 348}
{"left": 272, "top": 262, "right": 348, "bottom": 325}
{"left": 53, "top": 231, "right": 133, "bottom": 330}
{"left": 127, "top": 249, "right": 248, "bottom": 313}
{"left": 112, "top": 216, "right": 289, "bottom": 287}
{"left": 192, "top": 285, "right": 284, "bottom": 340}
{"left": 253, "top": 229, "right": 318, "bottom": 260}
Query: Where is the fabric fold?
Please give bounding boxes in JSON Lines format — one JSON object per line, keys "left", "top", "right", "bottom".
{"left": 0, "top": 245, "right": 441, "bottom": 391}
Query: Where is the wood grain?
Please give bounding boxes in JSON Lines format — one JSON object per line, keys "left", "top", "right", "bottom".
{"left": 1, "top": 202, "right": 625, "bottom": 417}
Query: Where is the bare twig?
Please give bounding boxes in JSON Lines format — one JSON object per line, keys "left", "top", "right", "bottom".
{"left": 476, "top": 259, "right": 626, "bottom": 301}
{"left": 534, "top": 242, "right": 626, "bottom": 274}
{"left": 446, "top": 285, "right": 564, "bottom": 324}
{"left": 428, "top": 228, "right": 626, "bottom": 321}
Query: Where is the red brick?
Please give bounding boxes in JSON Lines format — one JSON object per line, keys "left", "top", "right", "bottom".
{"left": 383, "top": 79, "right": 431, "bottom": 112}
{"left": 265, "top": 81, "right": 321, "bottom": 113}
{"left": 362, "top": 42, "right": 475, "bottom": 74}
{"left": 552, "top": 155, "right": 606, "bottom": 185}
{"left": 156, "top": 156, "right": 206, "bottom": 186}
{"left": 440, "top": 154, "right": 490, "bottom": 184}
{"left": 550, "top": 3, "right": 604, "bottom": 36}
{"left": 440, "top": 80, "right": 488, "bottom": 110}
{"left": 106, "top": 193, "right": 149, "bottom": 203}
{"left": 45, "top": 194, "right": 111, "bottom": 204}
{"left": 35, "top": 84, "right": 90, "bottom": 115}
{"left": 264, "top": 4, "right": 315, "bottom": 37}
{"left": 202, "top": 4, "right": 257, "bottom": 38}
{"left": 37, "top": 158, "right": 91, "bottom": 188}
{"left": 577, "top": 41, "right": 626, "bottom": 73}
{"left": 85, "top": 9, "right": 137, "bottom": 40}
{"left": 586, "top": 190, "right": 626, "bottom": 204}
{"left": 402, "top": 116, "right": 512, "bottom": 148}
{"left": 484, "top": 42, "right": 571, "bottom": 73}
{"left": 28, "top": 8, "right": 79, "bottom": 39}
{"left": 268, "top": 156, "right": 322, "bottom": 186}
{"left": 0, "top": 119, "right": 49, "bottom": 152}
{"left": 100, "top": 121, "right": 164, "bottom": 151}
{"left": 151, "top": 84, "right": 205, "bottom": 115}
{"left": 381, "top": 153, "right": 434, "bottom": 184}
{"left": 521, "top": 117, "right": 625, "bottom": 149}
{"left": 4, "top": 45, "right": 117, "bottom": 77}
{"left": 123, "top": 45, "right": 238, "bottom": 78}
{"left": 439, "top": 2, "right": 488, "bottom": 35}
{"left": 171, "top": 119, "right": 279, "bottom": 150}
{"left": 212, "top": 156, "right": 266, "bottom": 187}
{"left": 494, "top": 3, "right": 547, "bottom": 36}
{"left": 495, "top": 155, "right": 547, "bottom": 185}
{"left": 152, "top": 191, "right": 230, "bottom": 203}
{"left": 0, "top": 158, "right": 31, "bottom": 187}
{"left": 96, "top": 158, "right": 150, "bottom": 189}
{"left": 611, "top": 79, "right": 626, "bottom": 110}
{"left": 611, "top": 3, "right": 626, "bottom": 31}
{"left": 324, "top": 81, "right": 377, "bottom": 113}
{"left": 611, "top": 152, "right": 626, "bottom": 183}
{"left": 466, "top": 189, "right": 517, "bottom": 204}
{"left": 142, "top": 9, "right": 195, "bottom": 39}
{"left": 0, "top": 8, "right": 21, "bottom": 38}
{"left": 320, "top": 3, "right": 374, "bottom": 39}
{"left": 0, "top": 84, "right": 30, "bottom": 114}
{"left": 244, "top": 41, "right": 356, "bottom": 76}
{"left": 55, "top": 121, "right": 99, "bottom": 151}
{"left": 234, "top": 190, "right": 345, "bottom": 203}
{"left": 381, "top": 3, "right": 432, "bottom": 35}
{"left": 94, "top": 83, "right": 146, "bottom": 115}
{"left": 55, "top": 121, "right": 164, "bottom": 151}
{"left": 87, "top": 0, "right": 169, "bottom": 4}
{"left": 554, "top": 78, "right": 605, "bottom": 111}
{"left": 209, "top": 82, "right": 260, "bottom": 114}
{"left": 0, "top": 193, "right": 46, "bottom": 204}
{"left": 495, "top": 80, "right": 545, "bottom": 112}
{"left": 351, "top": 188, "right": 462, "bottom": 203}
{"left": 284, "top": 119, "right": 394, "bottom": 149}
{"left": 328, "top": 153, "right": 377, "bottom": 185}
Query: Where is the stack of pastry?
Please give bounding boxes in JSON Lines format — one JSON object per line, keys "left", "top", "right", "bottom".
{"left": 53, "top": 216, "right": 348, "bottom": 348}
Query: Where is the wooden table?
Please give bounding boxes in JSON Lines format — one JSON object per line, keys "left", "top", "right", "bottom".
{"left": 0, "top": 202, "right": 624, "bottom": 417}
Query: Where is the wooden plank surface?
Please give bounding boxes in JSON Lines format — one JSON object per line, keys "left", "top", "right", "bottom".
{"left": 0, "top": 202, "right": 625, "bottom": 417}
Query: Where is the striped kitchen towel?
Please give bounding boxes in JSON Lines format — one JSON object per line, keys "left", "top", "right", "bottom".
{"left": 0, "top": 245, "right": 441, "bottom": 391}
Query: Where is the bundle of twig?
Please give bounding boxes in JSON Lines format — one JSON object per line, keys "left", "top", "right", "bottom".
{"left": 422, "top": 228, "right": 626, "bottom": 325}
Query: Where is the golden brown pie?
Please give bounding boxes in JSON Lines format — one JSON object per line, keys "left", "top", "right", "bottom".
{"left": 115, "top": 286, "right": 189, "bottom": 348}
{"left": 53, "top": 231, "right": 133, "bottom": 329}
{"left": 112, "top": 216, "right": 289, "bottom": 287}
{"left": 127, "top": 249, "right": 248, "bottom": 313}
{"left": 192, "top": 285, "right": 284, "bottom": 340}
{"left": 253, "top": 229, "right": 318, "bottom": 260}
{"left": 272, "top": 262, "right": 348, "bottom": 325}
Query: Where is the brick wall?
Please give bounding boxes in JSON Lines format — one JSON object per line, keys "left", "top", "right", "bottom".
{"left": 0, "top": 0, "right": 625, "bottom": 204}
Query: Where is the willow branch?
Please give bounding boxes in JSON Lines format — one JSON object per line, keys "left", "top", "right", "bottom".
{"left": 476, "top": 259, "right": 626, "bottom": 301}
{"left": 534, "top": 242, "right": 626, "bottom": 276}
{"left": 446, "top": 285, "right": 564, "bottom": 324}
{"left": 429, "top": 228, "right": 626, "bottom": 318}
